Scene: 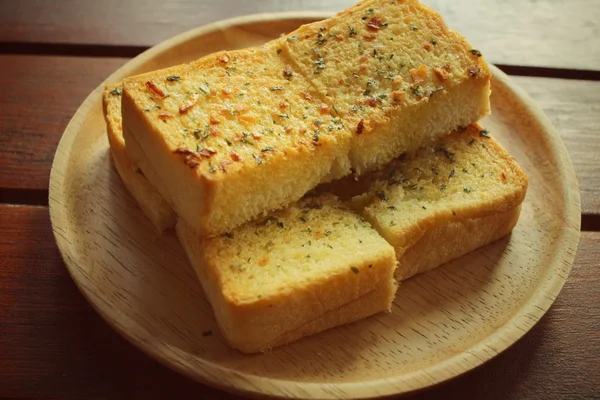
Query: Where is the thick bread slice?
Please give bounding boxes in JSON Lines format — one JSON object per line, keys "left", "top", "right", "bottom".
{"left": 122, "top": 46, "right": 352, "bottom": 237}
{"left": 259, "top": 283, "right": 392, "bottom": 351}
{"left": 279, "top": 0, "right": 491, "bottom": 173}
{"left": 352, "top": 123, "right": 528, "bottom": 280}
{"left": 121, "top": 122, "right": 175, "bottom": 207}
{"left": 102, "top": 84, "right": 176, "bottom": 232}
{"left": 175, "top": 194, "right": 397, "bottom": 353}
{"left": 122, "top": 0, "right": 490, "bottom": 237}
{"left": 397, "top": 205, "right": 521, "bottom": 280}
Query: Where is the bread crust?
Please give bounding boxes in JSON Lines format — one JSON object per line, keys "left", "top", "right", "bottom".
{"left": 102, "top": 84, "right": 176, "bottom": 232}
{"left": 397, "top": 205, "right": 521, "bottom": 280}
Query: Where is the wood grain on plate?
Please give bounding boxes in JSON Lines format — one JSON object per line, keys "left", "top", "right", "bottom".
{"left": 47, "top": 14, "right": 580, "bottom": 398}
{"left": 1, "top": 204, "right": 597, "bottom": 399}
{"left": 1, "top": 59, "right": 599, "bottom": 214}
{"left": 511, "top": 76, "right": 600, "bottom": 217}
{"left": 1, "top": 0, "right": 599, "bottom": 71}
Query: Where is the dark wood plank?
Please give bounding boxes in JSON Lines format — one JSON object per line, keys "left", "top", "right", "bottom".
{"left": 0, "top": 205, "right": 225, "bottom": 400}
{"left": 1, "top": 0, "right": 599, "bottom": 71}
{"left": 0, "top": 55, "right": 126, "bottom": 191}
{"left": 0, "top": 204, "right": 598, "bottom": 399}
{"left": 1, "top": 56, "right": 598, "bottom": 216}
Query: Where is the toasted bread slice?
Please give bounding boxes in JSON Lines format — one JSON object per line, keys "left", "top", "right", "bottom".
{"left": 175, "top": 194, "right": 397, "bottom": 353}
{"left": 351, "top": 123, "right": 528, "bottom": 280}
{"left": 395, "top": 205, "right": 521, "bottom": 280}
{"left": 102, "top": 84, "right": 176, "bottom": 232}
{"left": 122, "top": 46, "right": 352, "bottom": 237}
{"left": 279, "top": 0, "right": 491, "bottom": 174}
{"left": 175, "top": 124, "right": 526, "bottom": 352}
{"left": 122, "top": 0, "right": 490, "bottom": 236}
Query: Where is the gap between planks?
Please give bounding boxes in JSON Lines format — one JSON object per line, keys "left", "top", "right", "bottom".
{"left": 1, "top": 42, "right": 600, "bottom": 81}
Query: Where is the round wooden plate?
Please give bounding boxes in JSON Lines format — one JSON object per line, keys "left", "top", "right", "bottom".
{"left": 49, "top": 13, "right": 581, "bottom": 399}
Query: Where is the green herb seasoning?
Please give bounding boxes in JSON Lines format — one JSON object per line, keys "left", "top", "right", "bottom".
{"left": 464, "top": 187, "right": 474, "bottom": 193}
{"left": 479, "top": 129, "right": 491, "bottom": 138}
{"left": 110, "top": 87, "right": 122, "bottom": 96}
{"left": 411, "top": 86, "right": 423, "bottom": 97}
{"left": 166, "top": 75, "right": 180, "bottom": 82}
{"left": 376, "top": 191, "right": 388, "bottom": 202}
{"left": 199, "top": 85, "right": 210, "bottom": 95}
{"left": 314, "top": 58, "right": 325, "bottom": 71}
{"left": 434, "top": 146, "right": 455, "bottom": 161}
{"left": 470, "top": 49, "right": 482, "bottom": 57}
{"left": 316, "top": 32, "right": 327, "bottom": 45}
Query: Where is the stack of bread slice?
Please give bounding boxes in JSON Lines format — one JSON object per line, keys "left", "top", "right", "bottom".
{"left": 103, "top": 0, "right": 527, "bottom": 353}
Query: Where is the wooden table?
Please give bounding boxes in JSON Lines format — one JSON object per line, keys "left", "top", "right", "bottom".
{"left": 1, "top": 1, "right": 598, "bottom": 399}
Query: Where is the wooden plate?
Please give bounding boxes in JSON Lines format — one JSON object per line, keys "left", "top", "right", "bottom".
{"left": 49, "top": 13, "right": 581, "bottom": 399}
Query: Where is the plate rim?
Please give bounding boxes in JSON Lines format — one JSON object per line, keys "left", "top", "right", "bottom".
{"left": 48, "top": 12, "right": 581, "bottom": 399}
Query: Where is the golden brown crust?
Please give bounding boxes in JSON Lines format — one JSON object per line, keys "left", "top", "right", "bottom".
{"left": 247, "top": 283, "right": 394, "bottom": 353}
{"left": 102, "top": 84, "right": 176, "bottom": 232}
{"left": 397, "top": 205, "right": 522, "bottom": 280}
